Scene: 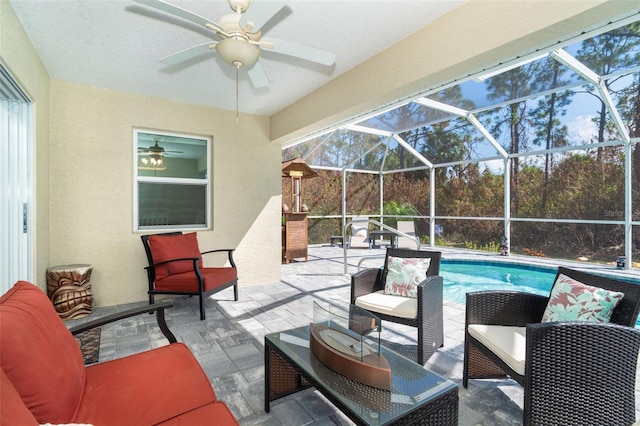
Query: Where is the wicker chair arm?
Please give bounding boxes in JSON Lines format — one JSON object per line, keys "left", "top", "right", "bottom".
{"left": 350, "top": 268, "right": 383, "bottom": 303}
{"left": 466, "top": 291, "right": 548, "bottom": 326}
{"left": 69, "top": 300, "right": 177, "bottom": 343}
{"left": 417, "top": 275, "right": 443, "bottom": 301}
{"left": 524, "top": 321, "right": 640, "bottom": 426}
{"left": 201, "top": 248, "right": 236, "bottom": 268}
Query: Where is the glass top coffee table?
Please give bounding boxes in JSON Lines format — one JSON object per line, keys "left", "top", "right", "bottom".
{"left": 264, "top": 325, "right": 458, "bottom": 425}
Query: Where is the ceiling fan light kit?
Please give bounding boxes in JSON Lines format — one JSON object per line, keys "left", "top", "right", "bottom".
{"left": 216, "top": 38, "right": 260, "bottom": 68}
{"left": 139, "top": 154, "right": 167, "bottom": 171}
{"left": 140, "top": 154, "right": 164, "bottom": 166}
{"left": 138, "top": 140, "right": 183, "bottom": 171}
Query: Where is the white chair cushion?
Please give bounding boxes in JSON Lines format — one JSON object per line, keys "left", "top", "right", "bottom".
{"left": 353, "top": 226, "right": 368, "bottom": 236}
{"left": 467, "top": 324, "right": 526, "bottom": 376}
{"left": 355, "top": 290, "right": 417, "bottom": 319}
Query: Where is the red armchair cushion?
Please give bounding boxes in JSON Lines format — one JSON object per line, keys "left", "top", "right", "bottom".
{"left": 75, "top": 343, "right": 218, "bottom": 425}
{"left": 0, "top": 281, "right": 85, "bottom": 424}
{"left": 148, "top": 233, "right": 203, "bottom": 280}
{"left": 155, "top": 267, "right": 237, "bottom": 293}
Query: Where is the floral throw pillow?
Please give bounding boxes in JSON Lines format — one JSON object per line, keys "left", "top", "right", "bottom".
{"left": 541, "top": 273, "right": 624, "bottom": 323}
{"left": 383, "top": 256, "right": 431, "bottom": 298}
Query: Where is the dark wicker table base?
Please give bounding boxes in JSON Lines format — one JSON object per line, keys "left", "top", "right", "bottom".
{"left": 265, "top": 332, "right": 458, "bottom": 426}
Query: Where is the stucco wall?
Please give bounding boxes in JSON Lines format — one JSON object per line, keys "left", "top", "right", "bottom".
{"left": 1, "top": 1, "right": 51, "bottom": 291}
{"left": 49, "top": 81, "right": 281, "bottom": 306}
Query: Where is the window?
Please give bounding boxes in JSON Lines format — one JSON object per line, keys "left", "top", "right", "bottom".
{"left": 133, "top": 129, "right": 211, "bottom": 231}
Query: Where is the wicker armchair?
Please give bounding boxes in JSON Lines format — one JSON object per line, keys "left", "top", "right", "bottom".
{"left": 463, "top": 266, "right": 640, "bottom": 425}
{"left": 350, "top": 248, "right": 442, "bottom": 365}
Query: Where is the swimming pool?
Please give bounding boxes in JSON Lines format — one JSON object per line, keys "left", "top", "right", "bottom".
{"left": 441, "top": 260, "right": 556, "bottom": 304}
{"left": 440, "top": 259, "right": 640, "bottom": 327}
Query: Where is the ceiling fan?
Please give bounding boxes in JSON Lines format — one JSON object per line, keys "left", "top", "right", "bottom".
{"left": 133, "top": 0, "right": 337, "bottom": 89}
{"left": 138, "top": 139, "right": 183, "bottom": 170}
{"left": 138, "top": 139, "right": 183, "bottom": 157}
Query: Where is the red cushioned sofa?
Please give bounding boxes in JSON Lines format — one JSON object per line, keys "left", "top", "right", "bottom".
{"left": 0, "top": 281, "right": 239, "bottom": 425}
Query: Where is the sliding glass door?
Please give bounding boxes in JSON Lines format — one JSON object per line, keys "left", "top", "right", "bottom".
{"left": 0, "top": 64, "right": 33, "bottom": 294}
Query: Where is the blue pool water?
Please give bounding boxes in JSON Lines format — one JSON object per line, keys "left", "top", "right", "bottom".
{"left": 440, "top": 259, "right": 640, "bottom": 328}
{"left": 441, "top": 260, "right": 555, "bottom": 304}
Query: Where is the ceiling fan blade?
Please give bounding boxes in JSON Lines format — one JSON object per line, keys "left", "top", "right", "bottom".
{"left": 133, "top": 0, "right": 224, "bottom": 33}
{"left": 159, "top": 42, "right": 217, "bottom": 65}
{"left": 261, "top": 37, "right": 336, "bottom": 66}
{"left": 239, "top": 0, "right": 287, "bottom": 33}
{"left": 247, "top": 61, "right": 270, "bottom": 88}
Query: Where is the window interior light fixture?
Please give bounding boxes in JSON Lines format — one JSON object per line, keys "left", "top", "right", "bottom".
{"left": 139, "top": 154, "right": 167, "bottom": 171}
{"left": 474, "top": 52, "right": 549, "bottom": 82}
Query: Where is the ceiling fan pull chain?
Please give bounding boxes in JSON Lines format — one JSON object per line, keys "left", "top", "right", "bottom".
{"left": 235, "top": 64, "right": 240, "bottom": 123}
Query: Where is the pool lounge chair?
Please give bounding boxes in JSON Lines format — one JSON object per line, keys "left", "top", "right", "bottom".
{"left": 348, "top": 216, "right": 371, "bottom": 249}
{"left": 396, "top": 220, "right": 420, "bottom": 249}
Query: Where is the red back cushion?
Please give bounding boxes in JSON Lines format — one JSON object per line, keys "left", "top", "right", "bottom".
{"left": 0, "top": 281, "right": 85, "bottom": 423}
{"left": 0, "top": 368, "right": 39, "bottom": 425}
{"left": 148, "top": 233, "right": 203, "bottom": 280}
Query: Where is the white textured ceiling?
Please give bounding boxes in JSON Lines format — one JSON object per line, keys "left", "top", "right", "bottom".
{"left": 9, "top": 0, "right": 466, "bottom": 116}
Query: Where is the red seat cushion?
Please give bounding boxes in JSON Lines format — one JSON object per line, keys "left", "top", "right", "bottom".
{"left": 75, "top": 343, "right": 218, "bottom": 425}
{"left": 155, "top": 267, "right": 237, "bottom": 293}
{"left": 148, "top": 233, "right": 203, "bottom": 280}
{"left": 0, "top": 281, "right": 85, "bottom": 424}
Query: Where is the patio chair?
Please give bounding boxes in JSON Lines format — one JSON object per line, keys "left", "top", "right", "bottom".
{"left": 141, "top": 231, "right": 238, "bottom": 320}
{"left": 350, "top": 248, "right": 443, "bottom": 364}
{"left": 463, "top": 266, "right": 640, "bottom": 425}
{"left": 396, "top": 220, "right": 420, "bottom": 249}
{"left": 348, "top": 215, "right": 371, "bottom": 249}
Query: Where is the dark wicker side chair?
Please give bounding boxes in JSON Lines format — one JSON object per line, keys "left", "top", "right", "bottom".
{"left": 350, "top": 248, "right": 442, "bottom": 365}
{"left": 141, "top": 231, "right": 238, "bottom": 320}
{"left": 463, "top": 266, "right": 640, "bottom": 425}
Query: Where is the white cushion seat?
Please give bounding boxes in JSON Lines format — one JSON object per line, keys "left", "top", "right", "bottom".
{"left": 354, "top": 290, "right": 417, "bottom": 319}
{"left": 467, "top": 324, "right": 526, "bottom": 376}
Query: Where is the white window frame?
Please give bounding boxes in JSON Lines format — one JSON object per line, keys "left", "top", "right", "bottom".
{"left": 133, "top": 128, "right": 211, "bottom": 232}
